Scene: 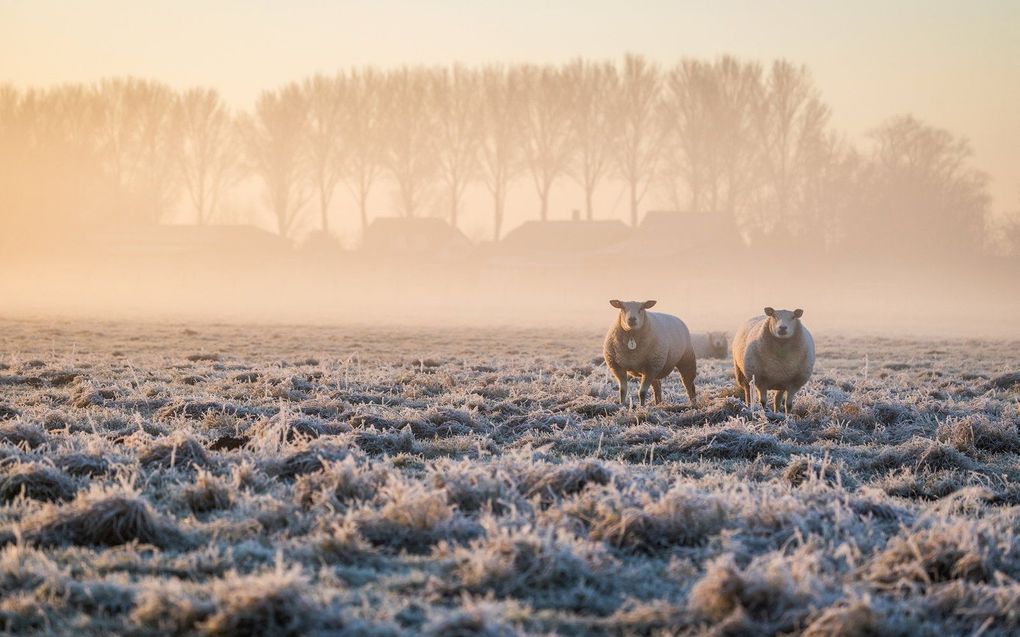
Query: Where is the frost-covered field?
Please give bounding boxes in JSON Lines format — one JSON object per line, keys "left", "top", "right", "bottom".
{"left": 0, "top": 318, "right": 1019, "bottom": 636}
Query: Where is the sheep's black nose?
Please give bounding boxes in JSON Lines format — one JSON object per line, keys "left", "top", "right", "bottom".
{"left": 627, "top": 318, "right": 637, "bottom": 326}
{"left": 778, "top": 326, "right": 788, "bottom": 335}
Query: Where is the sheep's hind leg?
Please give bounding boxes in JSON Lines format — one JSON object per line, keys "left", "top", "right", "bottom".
{"left": 735, "top": 367, "right": 750, "bottom": 404}
{"left": 677, "top": 349, "right": 698, "bottom": 407}
{"left": 652, "top": 379, "right": 663, "bottom": 404}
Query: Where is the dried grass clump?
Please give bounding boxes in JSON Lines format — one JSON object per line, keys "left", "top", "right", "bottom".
{"left": 869, "top": 438, "right": 976, "bottom": 473}
{"left": 356, "top": 481, "right": 478, "bottom": 553}
{"left": 182, "top": 469, "right": 233, "bottom": 513}
{"left": 578, "top": 486, "right": 728, "bottom": 553}
{"left": 926, "top": 579, "right": 1020, "bottom": 630}
{"left": 937, "top": 416, "right": 1020, "bottom": 455}
{"left": 783, "top": 456, "right": 850, "bottom": 488}
{"left": 801, "top": 599, "right": 879, "bottom": 637}
{"left": 674, "top": 427, "right": 788, "bottom": 461}
{"left": 130, "top": 582, "right": 214, "bottom": 636}
{"left": 294, "top": 456, "right": 386, "bottom": 508}
{"left": 432, "top": 460, "right": 516, "bottom": 514}
{"left": 22, "top": 488, "right": 187, "bottom": 548}
{"left": 444, "top": 521, "right": 613, "bottom": 611}
{"left": 0, "top": 462, "right": 76, "bottom": 502}
{"left": 312, "top": 518, "right": 375, "bottom": 564}
{"left": 138, "top": 432, "right": 212, "bottom": 470}
{"left": 57, "top": 453, "right": 110, "bottom": 477}
{"left": 200, "top": 566, "right": 320, "bottom": 637}
{"left": 0, "top": 422, "right": 46, "bottom": 449}
{"left": 354, "top": 426, "right": 417, "bottom": 456}
{"left": 867, "top": 522, "right": 1015, "bottom": 591}
{"left": 687, "top": 552, "right": 820, "bottom": 634}
{"left": 423, "top": 598, "right": 520, "bottom": 637}
{"left": 520, "top": 460, "right": 611, "bottom": 504}
{"left": 263, "top": 442, "right": 349, "bottom": 478}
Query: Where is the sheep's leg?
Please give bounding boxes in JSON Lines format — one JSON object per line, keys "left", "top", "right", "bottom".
{"left": 735, "top": 367, "right": 750, "bottom": 404}
{"left": 773, "top": 390, "right": 787, "bottom": 414}
{"left": 652, "top": 379, "right": 663, "bottom": 404}
{"left": 677, "top": 349, "right": 697, "bottom": 407}
{"left": 783, "top": 384, "right": 802, "bottom": 413}
{"left": 638, "top": 375, "right": 653, "bottom": 406}
{"left": 610, "top": 365, "right": 629, "bottom": 405}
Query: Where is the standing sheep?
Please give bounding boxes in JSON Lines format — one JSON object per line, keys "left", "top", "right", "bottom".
{"left": 691, "top": 331, "right": 729, "bottom": 359}
{"left": 603, "top": 300, "right": 697, "bottom": 407}
{"left": 731, "top": 307, "right": 815, "bottom": 413}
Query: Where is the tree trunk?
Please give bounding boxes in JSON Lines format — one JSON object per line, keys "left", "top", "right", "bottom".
{"left": 585, "top": 186, "right": 594, "bottom": 221}
{"left": 629, "top": 181, "right": 639, "bottom": 227}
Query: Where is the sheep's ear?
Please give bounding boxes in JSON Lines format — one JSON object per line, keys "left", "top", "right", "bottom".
{"left": 609, "top": 299, "right": 623, "bottom": 309}
{"left": 642, "top": 300, "right": 657, "bottom": 309}
{"left": 793, "top": 309, "right": 804, "bottom": 318}
{"left": 764, "top": 307, "right": 775, "bottom": 317}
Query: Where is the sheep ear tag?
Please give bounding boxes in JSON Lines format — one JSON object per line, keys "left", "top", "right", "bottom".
{"left": 627, "top": 338, "right": 637, "bottom": 350}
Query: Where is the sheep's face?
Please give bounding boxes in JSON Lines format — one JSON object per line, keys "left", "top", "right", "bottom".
{"left": 764, "top": 307, "right": 803, "bottom": 339}
{"left": 610, "top": 299, "right": 656, "bottom": 332}
{"left": 709, "top": 332, "right": 728, "bottom": 353}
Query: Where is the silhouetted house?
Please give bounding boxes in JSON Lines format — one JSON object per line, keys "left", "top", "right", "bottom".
{"left": 361, "top": 217, "right": 472, "bottom": 261}
{"left": 84, "top": 223, "right": 292, "bottom": 259}
{"left": 611, "top": 210, "right": 742, "bottom": 262}
{"left": 491, "top": 219, "right": 630, "bottom": 266}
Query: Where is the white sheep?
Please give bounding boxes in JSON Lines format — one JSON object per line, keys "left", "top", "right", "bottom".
{"left": 731, "top": 307, "right": 815, "bottom": 413}
{"left": 603, "top": 300, "right": 697, "bottom": 407}
{"left": 690, "top": 331, "right": 729, "bottom": 359}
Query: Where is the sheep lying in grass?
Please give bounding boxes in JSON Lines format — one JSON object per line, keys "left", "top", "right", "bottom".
{"left": 732, "top": 307, "right": 814, "bottom": 413}
{"left": 603, "top": 300, "right": 697, "bottom": 407}
{"left": 691, "top": 332, "right": 728, "bottom": 359}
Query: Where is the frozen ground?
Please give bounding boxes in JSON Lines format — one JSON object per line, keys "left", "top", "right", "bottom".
{"left": 0, "top": 318, "right": 1019, "bottom": 636}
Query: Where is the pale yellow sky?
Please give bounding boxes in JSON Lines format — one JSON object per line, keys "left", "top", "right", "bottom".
{"left": 2, "top": 0, "right": 1018, "bottom": 215}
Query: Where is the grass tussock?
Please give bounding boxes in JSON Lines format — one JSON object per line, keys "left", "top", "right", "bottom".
{"left": 0, "top": 462, "right": 77, "bottom": 502}
{"left": 574, "top": 486, "right": 728, "bottom": 552}
{"left": 356, "top": 481, "right": 479, "bottom": 553}
{"left": 22, "top": 487, "right": 187, "bottom": 548}
{"left": 138, "top": 433, "right": 212, "bottom": 470}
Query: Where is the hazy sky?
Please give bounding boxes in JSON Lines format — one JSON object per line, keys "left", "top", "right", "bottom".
{"left": 2, "top": 0, "right": 1018, "bottom": 213}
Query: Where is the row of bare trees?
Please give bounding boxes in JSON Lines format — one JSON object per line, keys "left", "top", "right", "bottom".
{"left": 0, "top": 55, "right": 995, "bottom": 256}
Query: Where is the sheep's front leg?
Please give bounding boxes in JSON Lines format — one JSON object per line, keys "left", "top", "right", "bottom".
{"left": 735, "top": 367, "right": 750, "bottom": 405}
{"left": 638, "top": 375, "right": 653, "bottom": 406}
{"left": 610, "top": 364, "right": 629, "bottom": 405}
{"left": 773, "top": 390, "right": 787, "bottom": 414}
{"left": 652, "top": 379, "right": 662, "bottom": 404}
{"left": 782, "top": 384, "right": 802, "bottom": 413}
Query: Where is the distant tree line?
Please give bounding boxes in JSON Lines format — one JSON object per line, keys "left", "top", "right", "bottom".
{"left": 0, "top": 55, "right": 1004, "bottom": 257}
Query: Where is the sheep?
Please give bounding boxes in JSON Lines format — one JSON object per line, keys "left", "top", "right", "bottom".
{"left": 731, "top": 307, "right": 815, "bottom": 413}
{"left": 691, "top": 331, "right": 729, "bottom": 359}
{"left": 603, "top": 300, "right": 697, "bottom": 407}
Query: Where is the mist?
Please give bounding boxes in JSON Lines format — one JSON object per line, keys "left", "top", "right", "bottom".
{"left": 1, "top": 55, "right": 1017, "bottom": 337}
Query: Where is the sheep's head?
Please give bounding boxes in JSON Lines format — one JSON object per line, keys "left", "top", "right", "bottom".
{"left": 764, "top": 307, "right": 803, "bottom": 339}
{"left": 708, "top": 332, "right": 728, "bottom": 354}
{"left": 610, "top": 300, "right": 655, "bottom": 331}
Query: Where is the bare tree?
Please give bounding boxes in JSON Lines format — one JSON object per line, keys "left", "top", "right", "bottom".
{"left": 852, "top": 115, "right": 989, "bottom": 255}
{"left": 564, "top": 59, "right": 617, "bottom": 220}
{"left": 748, "top": 60, "right": 830, "bottom": 235}
{"left": 381, "top": 67, "right": 437, "bottom": 218}
{"left": 97, "top": 78, "right": 181, "bottom": 223}
{"left": 340, "top": 68, "right": 384, "bottom": 234}
{"left": 661, "top": 56, "right": 760, "bottom": 216}
{"left": 478, "top": 66, "right": 522, "bottom": 241}
{"left": 177, "top": 88, "right": 239, "bottom": 225}
{"left": 431, "top": 65, "right": 481, "bottom": 229}
{"left": 612, "top": 54, "right": 663, "bottom": 227}
{"left": 243, "top": 83, "right": 310, "bottom": 238}
{"left": 518, "top": 64, "right": 574, "bottom": 221}
{"left": 302, "top": 74, "right": 346, "bottom": 233}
